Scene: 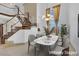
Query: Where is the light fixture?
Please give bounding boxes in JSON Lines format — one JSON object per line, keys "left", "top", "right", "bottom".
{"left": 45, "top": 17, "right": 50, "bottom": 21}
{"left": 42, "top": 14, "right": 50, "bottom": 21}
{"left": 47, "top": 13, "right": 50, "bottom": 17}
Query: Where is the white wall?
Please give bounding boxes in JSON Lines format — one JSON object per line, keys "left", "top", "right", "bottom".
{"left": 7, "top": 26, "right": 37, "bottom": 43}
{"left": 24, "top": 3, "right": 37, "bottom": 24}
{"left": 25, "top": 26, "right": 37, "bottom": 42}
{"left": 68, "top": 4, "right": 79, "bottom": 55}
{"left": 59, "top": 4, "right": 69, "bottom": 25}
{"left": 37, "top": 3, "right": 57, "bottom": 32}
{"left": 37, "top": 3, "right": 69, "bottom": 32}
{"left": 7, "top": 30, "right": 25, "bottom": 44}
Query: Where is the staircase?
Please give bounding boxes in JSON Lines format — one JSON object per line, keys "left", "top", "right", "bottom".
{"left": 1, "top": 15, "right": 31, "bottom": 44}
{"left": 4, "top": 19, "right": 31, "bottom": 44}
{"left": 0, "top": 5, "right": 32, "bottom": 44}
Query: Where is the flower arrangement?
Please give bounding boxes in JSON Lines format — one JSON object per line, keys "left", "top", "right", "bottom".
{"left": 44, "top": 27, "right": 54, "bottom": 35}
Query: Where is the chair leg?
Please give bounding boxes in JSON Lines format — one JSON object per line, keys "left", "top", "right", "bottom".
{"left": 28, "top": 45, "right": 30, "bottom": 54}
{"left": 34, "top": 46, "right": 36, "bottom": 56}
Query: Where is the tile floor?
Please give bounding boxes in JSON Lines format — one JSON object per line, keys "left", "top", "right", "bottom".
{"left": 0, "top": 42, "right": 76, "bottom": 56}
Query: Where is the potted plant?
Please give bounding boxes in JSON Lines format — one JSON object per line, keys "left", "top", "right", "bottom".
{"left": 61, "top": 24, "right": 68, "bottom": 46}
{"left": 44, "top": 27, "right": 55, "bottom": 35}
{"left": 61, "top": 24, "right": 67, "bottom": 37}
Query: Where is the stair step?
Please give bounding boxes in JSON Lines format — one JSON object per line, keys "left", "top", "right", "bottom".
{"left": 15, "top": 27, "right": 22, "bottom": 30}
{"left": 3, "top": 25, "right": 31, "bottom": 42}
{"left": 3, "top": 35, "right": 9, "bottom": 39}
{"left": 3, "top": 32, "right": 14, "bottom": 39}
{"left": 22, "top": 26, "right": 31, "bottom": 29}
{"left": 8, "top": 32, "right": 14, "bottom": 36}
{"left": 22, "top": 24, "right": 31, "bottom": 29}
{"left": 11, "top": 29, "right": 17, "bottom": 32}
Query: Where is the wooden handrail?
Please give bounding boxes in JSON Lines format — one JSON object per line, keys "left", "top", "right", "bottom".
{"left": 0, "top": 12, "right": 26, "bottom": 25}
{"left": 0, "top": 13, "right": 16, "bottom": 17}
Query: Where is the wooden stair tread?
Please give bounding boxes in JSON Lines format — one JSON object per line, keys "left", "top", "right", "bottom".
{"left": 8, "top": 32, "right": 14, "bottom": 35}
{"left": 22, "top": 25, "right": 30, "bottom": 26}
{"left": 3, "top": 35, "right": 8, "bottom": 39}
{"left": 15, "top": 27, "right": 22, "bottom": 28}
{"left": 11, "top": 29, "right": 17, "bottom": 32}
{"left": 3, "top": 25, "right": 31, "bottom": 39}
{"left": 3, "top": 32, "right": 15, "bottom": 39}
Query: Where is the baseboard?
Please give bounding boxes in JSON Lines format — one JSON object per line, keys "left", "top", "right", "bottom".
{"left": 14, "top": 43, "right": 26, "bottom": 45}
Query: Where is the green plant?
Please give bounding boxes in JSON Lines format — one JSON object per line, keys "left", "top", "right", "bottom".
{"left": 61, "top": 24, "right": 67, "bottom": 37}
{"left": 44, "top": 27, "right": 54, "bottom": 35}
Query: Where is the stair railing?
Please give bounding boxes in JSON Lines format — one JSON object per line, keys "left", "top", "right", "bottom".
{"left": 0, "top": 4, "right": 31, "bottom": 38}
{"left": 0, "top": 4, "right": 28, "bottom": 44}
{"left": 0, "top": 15, "right": 17, "bottom": 42}
{"left": 3, "top": 15, "right": 17, "bottom": 35}
{"left": 11, "top": 20, "right": 20, "bottom": 29}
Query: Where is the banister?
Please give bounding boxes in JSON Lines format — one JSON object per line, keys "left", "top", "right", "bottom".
{"left": 0, "top": 4, "right": 27, "bottom": 41}
{"left": 0, "top": 13, "right": 16, "bottom": 17}
{"left": 0, "top": 16, "right": 20, "bottom": 39}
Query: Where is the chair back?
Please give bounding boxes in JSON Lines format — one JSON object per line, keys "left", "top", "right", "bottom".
{"left": 28, "top": 34, "right": 36, "bottom": 42}
{"left": 63, "top": 35, "right": 70, "bottom": 48}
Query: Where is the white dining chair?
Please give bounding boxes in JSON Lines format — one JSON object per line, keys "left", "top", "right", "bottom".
{"left": 28, "top": 34, "right": 39, "bottom": 55}
{"left": 49, "top": 45, "right": 64, "bottom": 56}
{"left": 63, "top": 35, "right": 70, "bottom": 48}
{"left": 28, "top": 35, "right": 36, "bottom": 53}
{"left": 49, "top": 38, "right": 64, "bottom": 56}
{"left": 36, "top": 34, "right": 42, "bottom": 38}
{"left": 62, "top": 35, "right": 70, "bottom": 55}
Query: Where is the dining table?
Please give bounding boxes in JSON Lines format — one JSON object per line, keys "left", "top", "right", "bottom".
{"left": 34, "top": 34, "right": 59, "bottom": 55}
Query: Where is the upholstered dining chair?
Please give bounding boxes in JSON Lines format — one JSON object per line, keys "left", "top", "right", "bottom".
{"left": 62, "top": 35, "right": 70, "bottom": 55}
{"left": 49, "top": 46, "right": 64, "bottom": 56}
{"left": 28, "top": 34, "right": 36, "bottom": 54}
{"left": 36, "top": 34, "right": 41, "bottom": 38}
{"left": 49, "top": 38, "right": 64, "bottom": 56}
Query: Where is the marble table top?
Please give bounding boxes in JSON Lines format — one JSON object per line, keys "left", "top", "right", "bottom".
{"left": 34, "top": 35, "right": 58, "bottom": 46}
